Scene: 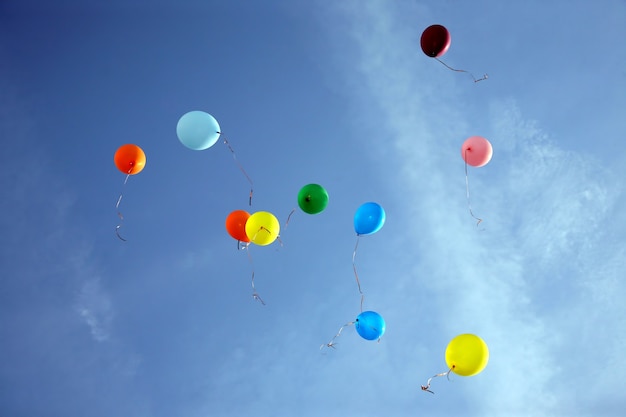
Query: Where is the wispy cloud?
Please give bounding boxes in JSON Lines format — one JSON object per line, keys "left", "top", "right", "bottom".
{"left": 75, "top": 276, "right": 114, "bottom": 342}
{"left": 328, "top": 0, "right": 626, "bottom": 414}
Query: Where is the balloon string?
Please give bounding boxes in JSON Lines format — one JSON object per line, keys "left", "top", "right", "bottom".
{"left": 464, "top": 150, "right": 483, "bottom": 226}
{"left": 421, "top": 367, "right": 454, "bottom": 394}
{"left": 244, "top": 242, "right": 265, "bottom": 306}
{"left": 352, "top": 235, "right": 365, "bottom": 312}
{"left": 320, "top": 321, "right": 355, "bottom": 350}
{"left": 435, "top": 58, "right": 488, "bottom": 83}
{"left": 115, "top": 173, "right": 131, "bottom": 241}
{"left": 284, "top": 208, "right": 296, "bottom": 228}
{"left": 221, "top": 135, "right": 254, "bottom": 206}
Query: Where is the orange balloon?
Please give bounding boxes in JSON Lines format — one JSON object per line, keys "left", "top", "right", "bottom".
{"left": 225, "top": 210, "right": 251, "bottom": 242}
{"left": 114, "top": 144, "right": 146, "bottom": 175}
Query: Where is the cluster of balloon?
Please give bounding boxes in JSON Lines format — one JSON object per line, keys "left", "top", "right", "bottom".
{"left": 225, "top": 209, "right": 280, "bottom": 305}
{"left": 113, "top": 144, "right": 146, "bottom": 241}
{"left": 421, "top": 334, "right": 489, "bottom": 394}
{"left": 321, "top": 202, "right": 387, "bottom": 349}
{"left": 177, "top": 110, "right": 254, "bottom": 206}
{"left": 461, "top": 136, "right": 493, "bottom": 225}
{"left": 285, "top": 183, "right": 329, "bottom": 227}
{"left": 420, "top": 24, "right": 488, "bottom": 83}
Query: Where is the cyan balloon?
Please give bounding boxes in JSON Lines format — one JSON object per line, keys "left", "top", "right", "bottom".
{"left": 176, "top": 111, "right": 221, "bottom": 151}
{"left": 354, "top": 202, "right": 385, "bottom": 235}
{"left": 355, "top": 311, "right": 386, "bottom": 341}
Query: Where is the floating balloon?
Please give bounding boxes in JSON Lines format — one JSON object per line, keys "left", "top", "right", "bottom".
{"left": 321, "top": 203, "right": 387, "bottom": 351}
{"left": 354, "top": 202, "right": 386, "bottom": 236}
{"left": 421, "top": 333, "right": 489, "bottom": 394}
{"left": 245, "top": 211, "right": 280, "bottom": 246}
{"left": 420, "top": 24, "right": 451, "bottom": 58}
{"left": 445, "top": 333, "right": 489, "bottom": 377}
{"left": 114, "top": 144, "right": 146, "bottom": 175}
{"left": 177, "top": 111, "right": 254, "bottom": 205}
{"left": 355, "top": 310, "right": 386, "bottom": 341}
{"left": 298, "top": 184, "right": 329, "bottom": 214}
{"left": 225, "top": 210, "right": 251, "bottom": 243}
{"left": 113, "top": 144, "right": 146, "bottom": 241}
{"left": 420, "top": 24, "right": 488, "bottom": 83}
{"left": 461, "top": 136, "right": 492, "bottom": 225}
{"left": 461, "top": 136, "right": 493, "bottom": 167}
{"left": 176, "top": 111, "right": 221, "bottom": 151}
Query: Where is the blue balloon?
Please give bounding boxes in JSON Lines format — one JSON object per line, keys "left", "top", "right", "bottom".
{"left": 176, "top": 111, "right": 221, "bottom": 151}
{"left": 354, "top": 202, "right": 385, "bottom": 235}
{"left": 355, "top": 311, "right": 386, "bottom": 341}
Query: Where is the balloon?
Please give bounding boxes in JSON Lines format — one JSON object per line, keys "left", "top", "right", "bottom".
{"left": 225, "top": 210, "right": 251, "bottom": 242}
{"left": 176, "top": 111, "right": 221, "bottom": 150}
{"left": 355, "top": 311, "right": 386, "bottom": 341}
{"left": 245, "top": 211, "right": 280, "bottom": 246}
{"left": 461, "top": 136, "right": 493, "bottom": 167}
{"left": 420, "top": 24, "right": 451, "bottom": 58}
{"left": 114, "top": 144, "right": 146, "bottom": 175}
{"left": 354, "top": 202, "right": 385, "bottom": 235}
{"left": 297, "top": 184, "right": 329, "bottom": 214}
{"left": 445, "top": 334, "right": 489, "bottom": 377}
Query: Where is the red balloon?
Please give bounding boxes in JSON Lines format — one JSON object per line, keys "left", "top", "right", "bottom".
{"left": 420, "top": 24, "right": 451, "bottom": 58}
{"left": 114, "top": 144, "right": 146, "bottom": 175}
{"left": 461, "top": 136, "right": 493, "bottom": 167}
{"left": 225, "top": 210, "right": 251, "bottom": 242}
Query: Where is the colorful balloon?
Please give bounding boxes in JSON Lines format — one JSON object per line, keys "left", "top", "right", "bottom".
{"left": 461, "top": 136, "right": 493, "bottom": 167}
{"left": 176, "top": 111, "right": 221, "bottom": 151}
{"left": 354, "top": 202, "right": 385, "bottom": 236}
{"left": 297, "top": 184, "right": 329, "bottom": 214}
{"left": 355, "top": 311, "right": 386, "bottom": 341}
{"left": 420, "top": 24, "right": 451, "bottom": 58}
{"left": 225, "top": 210, "right": 251, "bottom": 243}
{"left": 445, "top": 334, "right": 489, "bottom": 376}
{"left": 114, "top": 144, "right": 146, "bottom": 175}
{"left": 245, "top": 211, "right": 280, "bottom": 246}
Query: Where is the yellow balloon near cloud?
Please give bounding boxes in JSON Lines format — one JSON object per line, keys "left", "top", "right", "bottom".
{"left": 445, "top": 333, "right": 489, "bottom": 377}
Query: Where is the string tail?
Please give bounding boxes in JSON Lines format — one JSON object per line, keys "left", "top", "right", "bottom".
{"left": 420, "top": 367, "right": 454, "bottom": 394}
{"left": 352, "top": 235, "right": 365, "bottom": 311}
{"left": 114, "top": 174, "right": 131, "bottom": 241}
{"left": 464, "top": 150, "right": 484, "bottom": 226}
{"left": 221, "top": 135, "right": 254, "bottom": 206}
{"left": 245, "top": 243, "right": 265, "bottom": 306}
{"left": 285, "top": 208, "right": 296, "bottom": 228}
{"left": 320, "top": 321, "right": 355, "bottom": 350}
{"left": 435, "top": 58, "right": 488, "bottom": 83}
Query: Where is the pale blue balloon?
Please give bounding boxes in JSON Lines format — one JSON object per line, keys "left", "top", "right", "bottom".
{"left": 355, "top": 311, "right": 386, "bottom": 341}
{"left": 354, "top": 202, "right": 386, "bottom": 235}
{"left": 176, "top": 111, "right": 221, "bottom": 151}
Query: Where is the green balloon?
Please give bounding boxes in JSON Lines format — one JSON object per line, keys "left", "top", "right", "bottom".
{"left": 297, "top": 184, "right": 329, "bottom": 214}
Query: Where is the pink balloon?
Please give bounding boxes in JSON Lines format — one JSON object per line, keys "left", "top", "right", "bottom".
{"left": 461, "top": 136, "right": 493, "bottom": 167}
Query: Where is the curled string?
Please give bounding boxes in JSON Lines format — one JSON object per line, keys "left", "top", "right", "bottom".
{"left": 464, "top": 149, "right": 483, "bottom": 226}
{"left": 221, "top": 134, "right": 254, "bottom": 206}
{"left": 244, "top": 240, "right": 265, "bottom": 306}
{"left": 352, "top": 235, "right": 365, "bottom": 312}
{"left": 115, "top": 172, "right": 131, "bottom": 241}
{"left": 435, "top": 58, "right": 488, "bottom": 83}
{"left": 421, "top": 367, "right": 454, "bottom": 394}
{"left": 320, "top": 321, "right": 355, "bottom": 350}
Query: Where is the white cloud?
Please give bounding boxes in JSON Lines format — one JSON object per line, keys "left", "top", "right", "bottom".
{"left": 75, "top": 277, "right": 114, "bottom": 342}
{"left": 327, "top": 0, "right": 626, "bottom": 414}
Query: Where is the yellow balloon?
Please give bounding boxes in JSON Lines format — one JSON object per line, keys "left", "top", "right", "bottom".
{"left": 445, "top": 334, "right": 489, "bottom": 377}
{"left": 245, "top": 211, "right": 280, "bottom": 246}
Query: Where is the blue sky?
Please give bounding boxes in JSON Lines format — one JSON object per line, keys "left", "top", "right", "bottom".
{"left": 1, "top": 1, "right": 625, "bottom": 416}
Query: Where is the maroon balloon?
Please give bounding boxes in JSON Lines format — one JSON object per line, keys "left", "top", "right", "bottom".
{"left": 420, "top": 24, "right": 451, "bottom": 58}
